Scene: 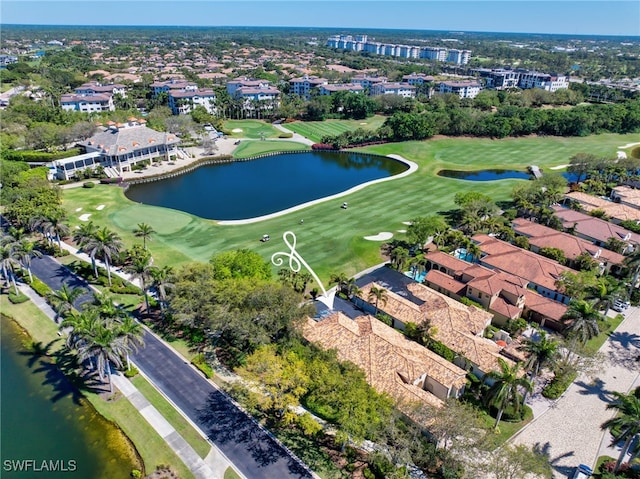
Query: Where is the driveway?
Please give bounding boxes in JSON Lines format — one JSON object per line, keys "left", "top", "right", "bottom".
{"left": 511, "top": 306, "right": 640, "bottom": 478}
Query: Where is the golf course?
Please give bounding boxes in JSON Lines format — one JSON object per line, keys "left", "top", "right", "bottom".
{"left": 61, "top": 126, "right": 640, "bottom": 284}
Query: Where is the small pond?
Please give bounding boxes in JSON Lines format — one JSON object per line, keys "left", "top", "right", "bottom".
{"left": 437, "top": 169, "right": 579, "bottom": 182}
{"left": 125, "top": 151, "right": 408, "bottom": 220}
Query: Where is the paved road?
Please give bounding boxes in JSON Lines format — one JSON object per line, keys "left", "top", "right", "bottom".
{"left": 511, "top": 306, "right": 640, "bottom": 478}
{"left": 27, "top": 249, "right": 312, "bottom": 479}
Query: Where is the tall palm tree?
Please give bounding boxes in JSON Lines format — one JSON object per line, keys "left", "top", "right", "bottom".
{"left": 116, "top": 316, "right": 145, "bottom": 371}
{"left": 48, "top": 284, "right": 83, "bottom": 323}
{"left": 624, "top": 247, "right": 640, "bottom": 296}
{"left": 367, "top": 286, "right": 388, "bottom": 317}
{"left": 125, "top": 255, "right": 152, "bottom": 312}
{"left": 85, "top": 227, "right": 123, "bottom": 286}
{"left": 519, "top": 332, "right": 558, "bottom": 404}
{"left": 73, "top": 221, "right": 99, "bottom": 274}
{"left": 588, "top": 277, "right": 622, "bottom": 317}
{"left": 150, "top": 265, "right": 174, "bottom": 313}
{"left": 601, "top": 391, "right": 640, "bottom": 472}
{"left": 77, "top": 322, "right": 126, "bottom": 394}
{"left": 0, "top": 243, "right": 21, "bottom": 294}
{"left": 563, "top": 299, "right": 601, "bottom": 345}
{"left": 15, "top": 239, "right": 42, "bottom": 284}
{"left": 484, "top": 358, "right": 532, "bottom": 430}
{"left": 329, "top": 272, "right": 349, "bottom": 295}
{"left": 40, "top": 215, "right": 70, "bottom": 250}
{"left": 390, "top": 246, "right": 410, "bottom": 271}
{"left": 60, "top": 308, "right": 102, "bottom": 352}
{"left": 133, "top": 223, "right": 156, "bottom": 250}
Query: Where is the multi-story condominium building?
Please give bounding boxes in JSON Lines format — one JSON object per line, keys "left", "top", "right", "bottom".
{"left": 289, "top": 75, "right": 328, "bottom": 100}
{"left": 317, "top": 83, "right": 365, "bottom": 96}
{"left": 369, "top": 82, "right": 416, "bottom": 98}
{"left": 150, "top": 79, "right": 198, "bottom": 96}
{"left": 474, "top": 68, "right": 569, "bottom": 92}
{"left": 402, "top": 73, "right": 436, "bottom": 86}
{"left": 421, "top": 47, "right": 448, "bottom": 62}
{"left": 351, "top": 74, "right": 388, "bottom": 89}
{"left": 60, "top": 93, "right": 115, "bottom": 112}
{"left": 446, "top": 49, "right": 472, "bottom": 65}
{"left": 226, "top": 77, "right": 281, "bottom": 115}
{"left": 75, "top": 81, "right": 127, "bottom": 98}
{"left": 438, "top": 80, "right": 481, "bottom": 98}
{"left": 54, "top": 118, "right": 180, "bottom": 179}
{"left": 327, "top": 35, "right": 471, "bottom": 64}
{"left": 168, "top": 88, "right": 217, "bottom": 115}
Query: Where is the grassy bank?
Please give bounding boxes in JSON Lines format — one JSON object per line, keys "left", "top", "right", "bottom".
{"left": 284, "top": 116, "right": 387, "bottom": 143}
{"left": 0, "top": 295, "right": 195, "bottom": 479}
{"left": 61, "top": 133, "right": 640, "bottom": 285}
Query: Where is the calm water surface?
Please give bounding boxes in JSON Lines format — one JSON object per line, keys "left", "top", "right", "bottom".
{"left": 1, "top": 315, "right": 140, "bottom": 479}
{"left": 437, "top": 169, "right": 579, "bottom": 182}
{"left": 125, "top": 151, "right": 408, "bottom": 220}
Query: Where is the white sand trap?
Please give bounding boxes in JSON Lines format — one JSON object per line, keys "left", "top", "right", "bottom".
{"left": 79, "top": 214, "right": 92, "bottom": 222}
{"left": 618, "top": 151, "right": 628, "bottom": 159}
{"left": 96, "top": 204, "right": 105, "bottom": 210}
{"left": 397, "top": 229, "right": 407, "bottom": 233}
{"left": 359, "top": 122, "right": 367, "bottom": 125}
{"left": 75, "top": 207, "right": 82, "bottom": 212}
{"left": 549, "top": 164, "right": 570, "bottom": 170}
{"left": 401, "top": 221, "right": 413, "bottom": 225}
{"left": 619, "top": 142, "right": 640, "bottom": 149}
{"left": 232, "top": 128, "right": 243, "bottom": 133}
{"left": 364, "top": 232, "right": 393, "bottom": 241}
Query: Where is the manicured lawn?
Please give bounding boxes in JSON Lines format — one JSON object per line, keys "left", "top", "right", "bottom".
{"left": 233, "top": 140, "right": 309, "bottom": 158}
{"left": 61, "top": 133, "right": 640, "bottom": 286}
{"left": 223, "top": 120, "right": 281, "bottom": 139}
{"left": 130, "top": 375, "right": 211, "bottom": 459}
{"left": 284, "top": 116, "right": 387, "bottom": 143}
{"left": 224, "top": 467, "right": 243, "bottom": 479}
{"left": 584, "top": 313, "right": 626, "bottom": 354}
{"left": 0, "top": 294, "right": 195, "bottom": 479}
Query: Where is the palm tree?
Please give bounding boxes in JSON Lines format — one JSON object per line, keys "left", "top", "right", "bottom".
{"left": 484, "top": 358, "right": 533, "bottom": 430}
{"left": 367, "top": 286, "right": 388, "bottom": 317}
{"left": 73, "top": 221, "right": 99, "bottom": 274}
{"left": 563, "top": 299, "right": 601, "bottom": 345}
{"left": 76, "top": 321, "right": 126, "bottom": 394}
{"left": 85, "top": 227, "right": 123, "bottom": 286}
{"left": 15, "top": 239, "right": 42, "bottom": 284}
{"left": 519, "top": 332, "right": 558, "bottom": 404}
{"left": 624, "top": 247, "right": 640, "bottom": 296}
{"left": 0, "top": 243, "right": 21, "bottom": 294}
{"left": 60, "top": 308, "right": 101, "bottom": 352}
{"left": 125, "top": 255, "right": 152, "bottom": 312}
{"left": 116, "top": 316, "right": 145, "bottom": 371}
{"left": 329, "top": 272, "right": 349, "bottom": 295}
{"left": 588, "top": 277, "right": 622, "bottom": 317}
{"left": 390, "top": 246, "right": 410, "bottom": 271}
{"left": 150, "top": 265, "right": 174, "bottom": 313}
{"left": 133, "top": 223, "right": 156, "bottom": 250}
{"left": 601, "top": 391, "right": 640, "bottom": 472}
{"left": 48, "top": 284, "right": 83, "bottom": 323}
{"left": 41, "top": 215, "right": 70, "bottom": 250}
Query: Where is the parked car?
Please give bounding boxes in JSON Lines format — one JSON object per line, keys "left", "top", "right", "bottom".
{"left": 572, "top": 464, "right": 593, "bottom": 479}
{"left": 613, "top": 300, "right": 631, "bottom": 312}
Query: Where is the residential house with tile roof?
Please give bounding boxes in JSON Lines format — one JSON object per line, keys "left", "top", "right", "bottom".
{"left": 352, "top": 281, "right": 512, "bottom": 379}
{"left": 61, "top": 93, "right": 115, "bottom": 113}
{"left": 423, "top": 251, "right": 568, "bottom": 331}
{"left": 552, "top": 205, "right": 639, "bottom": 251}
{"left": 564, "top": 191, "right": 640, "bottom": 223}
{"left": 610, "top": 186, "right": 640, "bottom": 209}
{"left": 512, "top": 218, "right": 626, "bottom": 275}
{"left": 472, "top": 234, "right": 574, "bottom": 304}
{"left": 303, "top": 312, "right": 468, "bottom": 409}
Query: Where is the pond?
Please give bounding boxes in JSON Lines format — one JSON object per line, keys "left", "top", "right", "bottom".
{"left": 125, "top": 151, "right": 408, "bottom": 220}
{"left": 1, "top": 315, "right": 140, "bottom": 479}
{"left": 437, "top": 169, "right": 579, "bottom": 182}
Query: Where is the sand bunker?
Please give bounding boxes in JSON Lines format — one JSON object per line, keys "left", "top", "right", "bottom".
{"left": 549, "top": 164, "right": 569, "bottom": 170}
{"left": 401, "top": 221, "right": 412, "bottom": 225}
{"left": 79, "top": 214, "right": 92, "bottom": 222}
{"left": 232, "top": 128, "right": 243, "bottom": 133}
{"left": 618, "top": 151, "right": 628, "bottom": 160}
{"left": 96, "top": 204, "right": 105, "bottom": 210}
{"left": 75, "top": 208, "right": 82, "bottom": 212}
{"left": 619, "top": 142, "right": 640, "bottom": 149}
{"left": 397, "top": 229, "right": 407, "bottom": 233}
{"left": 364, "top": 232, "right": 393, "bottom": 241}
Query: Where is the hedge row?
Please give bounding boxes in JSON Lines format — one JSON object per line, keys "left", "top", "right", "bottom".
{"left": 2, "top": 148, "right": 83, "bottom": 162}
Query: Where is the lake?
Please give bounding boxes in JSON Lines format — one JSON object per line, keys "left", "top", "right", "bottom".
{"left": 124, "top": 151, "right": 408, "bottom": 220}
{"left": 0, "top": 315, "right": 140, "bottom": 479}
{"left": 437, "top": 169, "right": 579, "bottom": 182}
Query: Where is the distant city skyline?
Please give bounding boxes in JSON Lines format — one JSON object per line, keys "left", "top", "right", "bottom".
{"left": 2, "top": 1, "right": 639, "bottom": 37}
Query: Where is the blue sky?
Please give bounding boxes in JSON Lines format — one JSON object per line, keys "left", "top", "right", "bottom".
{"left": 2, "top": 1, "right": 639, "bottom": 36}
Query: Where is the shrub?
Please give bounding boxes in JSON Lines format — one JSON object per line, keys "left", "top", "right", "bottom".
{"left": 311, "top": 143, "right": 337, "bottom": 150}
{"left": 99, "top": 177, "right": 123, "bottom": 184}
{"left": 376, "top": 313, "right": 393, "bottom": 326}
{"left": 8, "top": 292, "right": 29, "bottom": 304}
{"left": 83, "top": 181, "right": 96, "bottom": 188}
{"left": 542, "top": 371, "right": 577, "bottom": 399}
{"left": 109, "top": 284, "right": 141, "bottom": 295}
{"left": 295, "top": 412, "right": 322, "bottom": 437}
{"left": 460, "top": 296, "right": 483, "bottom": 309}
{"left": 124, "top": 366, "right": 139, "bottom": 378}
{"left": 191, "top": 353, "right": 214, "bottom": 379}
{"left": 505, "top": 317, "right": 528, "bottom": 336}
{"left": 278, "top": 132, "right": 293, "bottom": 139}
{"left": 30, "top": 277, "right": 52, "bottom": 297}
{"left": 428, "top": 340, "right": 456, "bottom": 362}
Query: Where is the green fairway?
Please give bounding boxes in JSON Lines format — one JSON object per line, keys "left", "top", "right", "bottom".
{"left": 223, "top": 120, "right": 281, "bottom": 139}
{"left": 233, "top": 140, "right": 310, "bottom": 158}
{"left": 284, "top": 116, "right": 387, "bottom": 143}
{"left": 62, "top": 133, "right": 640, "bottom": 286}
